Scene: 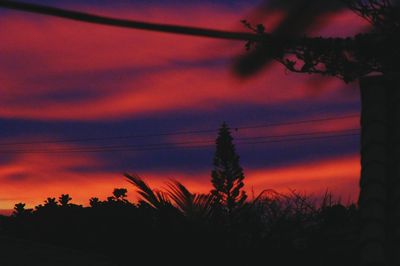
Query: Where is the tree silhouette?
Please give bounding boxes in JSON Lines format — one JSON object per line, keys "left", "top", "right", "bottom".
{"left": 0, "top": 1, "right": 397, "bottom": 82}
{"left": 58, "top": 194, "right": 72, "bottom": 207}
{"left": 44, "top": 197, "right": 58, "bottom": 208}
{"left": 1, "top": 1, "right": 397, "bottom": 265}
{"left": 238, "top": 0, "right": 399, "bottom": 82}
{"left": 12, "top": 203, "right": 32, "bottom": 217}
{"left": 112, "top": 188, "right": 128, "bottom": 202}
{"left": 237, "top": 2, "right": 400, "bottom": 266}
{"left": 345, "top": 0, "right": 399, "bottom": 32}
{"left": 89, "top": 197, "right": 101, "bottom": 207}
{"left": 211, "top": 122, "right": 247, "bottom": 215}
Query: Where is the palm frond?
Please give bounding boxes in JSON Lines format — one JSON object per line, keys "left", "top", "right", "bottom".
{"left": 193, "top": 193, "right": 214, "bottom": 218}
{"left": 125, "top": 173, "right": 170, "bottom": 209}
{"left": 166, "top": 180, "right": 193, "bottom": 213}
{"left": 166, "top": 180, "right": 213, "bottom": 219}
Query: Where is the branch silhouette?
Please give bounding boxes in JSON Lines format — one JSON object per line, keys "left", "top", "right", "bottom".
{"left": 1, "top": 1, "right": 398, "bottom": 81}
{"left": 236, "top": 0, "right": 400, "bottom": 81}
{"left": 0, "top": 0, "right": 259, "bottom": 41}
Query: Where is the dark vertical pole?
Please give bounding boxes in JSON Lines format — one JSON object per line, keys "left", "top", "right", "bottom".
{"left": 387, "top": 76, "right": 400, "bottom": 266}
{"left": 359, "top": 75, "right": 400, "bottom": 266}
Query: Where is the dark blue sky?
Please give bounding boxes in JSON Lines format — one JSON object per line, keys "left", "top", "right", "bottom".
{"left": 0, "top": 0, "right": 365, "bottom": 208}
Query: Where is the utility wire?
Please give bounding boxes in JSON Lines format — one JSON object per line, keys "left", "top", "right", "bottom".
{"left": 0, "top": 133, "right": 359, "bottom": 154}
{"left": 231, "top": 114, "right": 359, "bottom": 131}
{"left": 2, "top": 128, "right": 358, "bottom": 151}
{"left": 0, "top": 2, "right": 361, "bottom": 149}
{"left": 0, "top": 0, "right": 260, "bottom": 41}
{"left": 0, "top": 114, "right": 359, "bottom": 146}
{"left": 236, "top": 128, "right": 359, "bottom": 141}
{"left": 0, "top": 4, "right": 362, "bottom": 154}
{"left": 0, "top": 131, "right": 359, "bottom": 154}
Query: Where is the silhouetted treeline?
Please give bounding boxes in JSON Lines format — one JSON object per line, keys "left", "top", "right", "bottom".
{"left": 0, "top": 187, "right": 359, "bottom": 266}
{"left": 0, "top": 124, "right": 360, "bottom": 265}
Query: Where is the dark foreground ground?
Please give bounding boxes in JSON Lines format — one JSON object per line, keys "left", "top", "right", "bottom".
{"left": 0, "top": 206, "right": 359, "bottom": 265}
{"left": 0, "top": 236, "right": 116, "bottom": 266}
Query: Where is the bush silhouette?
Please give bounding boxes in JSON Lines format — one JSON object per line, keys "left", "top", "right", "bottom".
{"left": 1, "top": 123, "right": 359, "bottom": 266}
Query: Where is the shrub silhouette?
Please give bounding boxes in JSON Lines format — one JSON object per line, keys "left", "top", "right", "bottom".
{"left": 58, "top": 194, "right": 72, "bottom": 207}
{"left": 12, "top": 203, "right": 32, "bottom": 217}
{"left": 1, "top": 124, "right": 359, "bottom": 266}
{"left": 2, "top": 186, "right": 358, "bottom": 266}
{"left": 89, "top": 197, "right": 101, "bottom": 207}
{"left": 112, "top": 188, "right": 128, "bottom": 201}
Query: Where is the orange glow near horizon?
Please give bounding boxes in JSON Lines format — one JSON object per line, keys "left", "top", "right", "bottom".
{"left": 0, "top": 3, "right": 364, "bottom": 215}
{"left": 0, "top": 153, "right": 360, "bottom": 211}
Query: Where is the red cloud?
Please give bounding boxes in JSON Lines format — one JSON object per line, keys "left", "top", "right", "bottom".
{"left": 0, "top": 142, "right": 360, "bottom": 210}
{"left": 0, "top": 61, "right": 358, "bottom": 120}
{"left": 310, "top": 10, "right": 370, "bottom": 37}
{"left": 0, "top": 4, "right": 364, "bottom": 212}
{"left": 246, "top": 155, "right": 360, "bottom": 202}
{"left": 164, "top": 112, "right": 360, "bottom": 148}
{"left": 0, "top": 5, "right": 365, "bottom": 121}
{"left": 0, "top": 145, "right": 128, "bottom": 209}
{"left": 138, "top": 155, "right": 360, "bottom": 203}
{"left": 232, "top": 112, "right": 360, "bottom": 139}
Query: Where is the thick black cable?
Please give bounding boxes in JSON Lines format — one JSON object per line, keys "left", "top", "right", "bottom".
{"left": 0, "top": 0, "right": 260, "bottom": 41}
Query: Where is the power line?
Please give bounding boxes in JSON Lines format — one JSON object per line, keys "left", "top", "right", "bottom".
{"left": 0, "top": 133, "right": 359, "bottom": 154}
{"left": 232, "top": 114, "right": 359, "bottom": 131}
{"left": 0, "top": 128, "right": 359, "bottom": 151}
{"left": 0, "top": 128, "right": 217, "bottom": 146}
{"left": 236, "top": 128, "right": 359, "bottom": 141}
{"left": 5, "top": 128, "right": 358, "bottom": 151}
{"left": 0, "top": 114, "right": 359, "bottom": 146}
{"left": 0, "top": 131, "right": 359, "bottom": 154}
{"left": 0, "top": 1, "right": 260, "bottom": 41}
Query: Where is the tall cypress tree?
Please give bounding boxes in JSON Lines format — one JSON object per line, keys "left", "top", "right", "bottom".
{"left": 211, "top": 122, "right": 247, "bottom": 214}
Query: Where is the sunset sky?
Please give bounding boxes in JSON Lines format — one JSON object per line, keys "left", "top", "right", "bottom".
{"left": 0, "top": 0, "right": 370, "bottom": 212}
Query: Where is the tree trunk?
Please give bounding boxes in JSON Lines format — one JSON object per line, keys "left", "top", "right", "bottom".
{"left": 359, "top": 75, "right": 400, "bottom": 266}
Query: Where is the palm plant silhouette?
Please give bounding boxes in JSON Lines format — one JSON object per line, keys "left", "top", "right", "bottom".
{"left": 166, "top": 180, "right": 213, "bottom": 220}
{"left": 1, "top": 1, "right": 398, "bottom": 265}
{"left": 124, "top": 173, "right": 213, "bottom": 220}
{"left": 124, "top": 174, "right": 170, "bottom": 210}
